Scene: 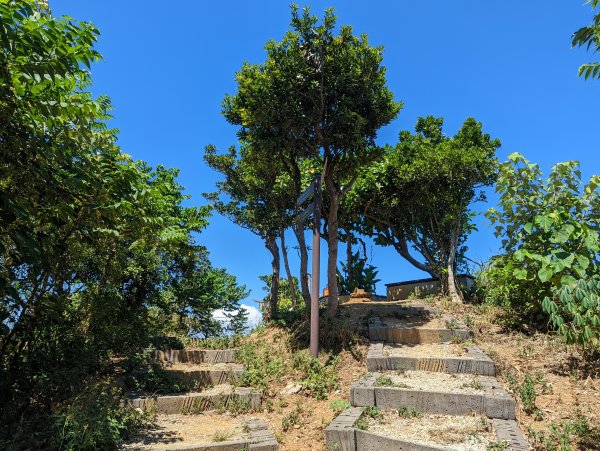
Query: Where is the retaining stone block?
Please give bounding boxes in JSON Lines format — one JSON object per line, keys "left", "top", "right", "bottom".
{"left": 326, "top": 407, "right": 529, "bottom": 451}
{"left": 367, "top": 342, "right": 496, "bottom": 376}
{"left": 368, "top": 316, "right": 471, "bottom": 344}
{"left": 153, "top": 348, "right": 237, "bottom": 364}
{"left": 166, "top": 364, "right": 244, "bottom": 387}
{"left": 350, "top": 372, "right": 515, "bottom": 419}
{"left": 127, "top": 387, "right": 261, "bottom": 414}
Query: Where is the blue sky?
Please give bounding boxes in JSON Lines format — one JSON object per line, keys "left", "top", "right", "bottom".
{"left": 53, "top": 1, "right": 599, "bottom": 310}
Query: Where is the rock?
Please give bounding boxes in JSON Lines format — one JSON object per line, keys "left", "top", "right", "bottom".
{"left": 280, "top": 383, "right": 302, "bottom": 395}
{"left": 350, "top": 287, "right": 374, "bottom": 302}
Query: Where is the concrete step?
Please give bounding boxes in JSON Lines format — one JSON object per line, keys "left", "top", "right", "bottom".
{"left": 127, "top": 384, "right": 261, "bottom": 414}
{"left": 367, "top": 341, "right": 496, "bottom": 376}
{"left": 124, "top": 415, "right": 278, "bottom": 450}
{"left": 351, "top": 371, "right": 515, "bottom": 420}
{"left": 153, "top": 348, "right": 237, "bottom": 364}
{"left": 164, "top": 362, "right": 245, "bottom": 387}
{"left": 325, "top": 406, "right": 529, "bottom": 451}
{"left": 368, "top": 315, "right": 471, "bottom": 344}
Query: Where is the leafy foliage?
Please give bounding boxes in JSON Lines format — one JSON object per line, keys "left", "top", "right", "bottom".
{"left": 0, "top": 2, "right": 247, "bottom": 447}
{"left": 355, "top": 116, "right": 500, "bottom": 301}
{"left": 572, "top": 0, "right": 600, "bottom": 79}
{"left": 486, "top": 153, "right": 600, "bottom": 334}
{"left": 543, "top": 278, "right": 600, "bottom": 349}
{"left": 338, "top": 250, "right": 380, "bottom": 295}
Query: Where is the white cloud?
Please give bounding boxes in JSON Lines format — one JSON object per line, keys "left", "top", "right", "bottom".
{"left": 212, "top": 304, "right": 262, "bottom": 334}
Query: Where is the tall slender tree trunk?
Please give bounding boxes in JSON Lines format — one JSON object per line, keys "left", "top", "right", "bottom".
{"left": 280, "top": 226, "right": 297, "bottom": 309}
{"left": 446, "top": 228, "right": 462, "bottom": 303}
{"left": 293, "top": 225, "right": 311, "bottom": 311}
{"left": 346, "top": 227, "right": 353, "bottom": 291}
{"left": 326, "top": 188, "right": 340, "bottom": 318}
{"left": 265, "top": 235, "right": 280, "bottom": 319}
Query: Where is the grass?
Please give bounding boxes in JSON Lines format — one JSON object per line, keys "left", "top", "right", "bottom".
{"left": 397, "top": 405, "right": 421, "bottom": 418}
{"left": 211, "top": 430, "right": 234, "bottom": 442}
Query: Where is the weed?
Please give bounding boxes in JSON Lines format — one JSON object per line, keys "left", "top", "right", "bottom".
{"left": 329, "top": 399, "right": 351, "bottom": 414}
{"left": 294, "top": 352, "right": 340, "bottom": 400}
{"left": 395, "top": 364, "right": 407, "bottom": 374}
{"left": 265, "top": 399, "right": 274, "bottom": 413}
{"left": 517, "top": 344, "right": 535, "bottom": 359}
{"left": 278, "top": 398, "right": 288, "bottom": 408}
{"left": 354, "top": 408, "right": 381, "bottom": 432}
{"left": 397, "top": 405, "right": 421, "bottom": 418}
{"left": 211, "top": 430, "right": 233, "bottom": 442}
{"left": 282, "top": 402, "right": 303, "bottom": 432}
{"left": 535, "top": 372, "right": 553, "bottom": 394}
{"left": 486, "top": 440, "right": 509, "bottom": 451}
{"left": 461, "top": 378, "right": 484, "bottom": 391}
{"left": 527, "top": 415, "right": 598, "bottom": 450}
{"left": 363, "top": 406, "right": 383, "bottom": 420}
{"left": 505, "top": 369, "right": 519, "bottom": 391}
{"left": 445, "top": 318, "right": 460, "bottom": 330}
{"left": 518, "top": 373, "right": 537, "bottom": 414}
{"left": 374, "top": 375, "right": 394, "bottom": 387}
{"left": 464, "top": 315, "right": 474, "bottom": 328}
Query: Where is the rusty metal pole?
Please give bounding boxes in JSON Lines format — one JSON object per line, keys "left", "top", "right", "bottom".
{"left": 309, "top": 176, "right": 321, "bottom": 358}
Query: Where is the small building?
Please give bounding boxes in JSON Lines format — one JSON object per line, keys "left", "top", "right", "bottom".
{"left": 385, "top": 274, "right": 475, "bottom": 301}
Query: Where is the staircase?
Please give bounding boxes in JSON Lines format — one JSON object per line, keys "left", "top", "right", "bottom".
{"left": 125, "top": 346, "right": 278, "bottom": 450}
{"left": 326, "top": 304, "right": 530, "bottom": 450}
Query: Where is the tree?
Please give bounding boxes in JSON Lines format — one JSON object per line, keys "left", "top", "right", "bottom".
{"left": 204, "top": 144, "right": 290, "bottom": 320}
{"left": 0, "top": 3, "right": 247, "bottom": 446}
{"left": 222, "top": 5, "right": 400, "bottom": 317}
{"left": 572, "top": 0, "right": 600, "bottom": 79}
{"left": 486, "top": 153, "right": 600, "bottom": 327}
{"left": 355, "top": 116, "right": 500, "bottom": 302}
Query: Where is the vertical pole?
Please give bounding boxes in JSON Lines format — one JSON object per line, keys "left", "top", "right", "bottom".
{"left": 310, "top": 176, "right": 321, "bottom": 358}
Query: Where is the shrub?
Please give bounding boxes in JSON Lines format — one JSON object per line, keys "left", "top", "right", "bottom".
{"left": 484, "top": 153, "right": 600, "bottom": 336}
{"left": 543, "top": 277, "right": 600, "bottom": 350}
{"left": 50, "top": 387, "right": 151, "bottom": 450}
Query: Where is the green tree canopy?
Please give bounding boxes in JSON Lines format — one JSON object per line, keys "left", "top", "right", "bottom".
{"left": 354, "top": 116, "right": 500, "bottom": 301}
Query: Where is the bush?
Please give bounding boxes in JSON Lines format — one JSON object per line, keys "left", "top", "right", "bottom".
{"left": 50, "top": 387, "right": 151, "bottom": 451}
{"left": 543, "top": 277, "right": 600, "bottom": 350}
{"left": 484, "top": 153, "right": 600, "bottom": 337}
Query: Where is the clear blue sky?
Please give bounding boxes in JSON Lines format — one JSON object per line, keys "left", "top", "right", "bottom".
{"left": 53, "top": 1, "right": 599, "bottom": 310}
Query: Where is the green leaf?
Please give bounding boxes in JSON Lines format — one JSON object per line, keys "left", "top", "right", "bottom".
{"left": 537, "top": 266, "right": 554, "bottom": 283}
{"left": 534, "top": 215, "right": 553, "bottom": 231}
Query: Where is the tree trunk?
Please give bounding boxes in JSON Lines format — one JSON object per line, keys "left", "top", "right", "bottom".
{"left": 446, "top": 228, "right": 463, "bottom": 303}
{"left": 293, "top": 225, "right": 311, "bottom": 311}
{"left": 265, "top": 235, "right": 280, "bottom": 319}
{"left": 280, "top": 226, "right": 297, "bottom": 309}
{"left": 326, "top": 189, "right": 340, "bottom": 318}
{"left": 346, "top": 227, "right": 353, "bottom": 290}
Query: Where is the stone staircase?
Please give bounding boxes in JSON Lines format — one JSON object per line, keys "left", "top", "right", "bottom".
{"left": 326, "top": 305, "right": 530, "bottom": 450}
{"left": 125, "top": 346, "right": 278, "bottom": 450}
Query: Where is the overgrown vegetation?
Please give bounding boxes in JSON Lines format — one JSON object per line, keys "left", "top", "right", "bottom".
{"left": 479, "top": 153, "right": 600, "bottom": 348}
{"left": 0, "top": 2, "right": 248, "bottom": 448}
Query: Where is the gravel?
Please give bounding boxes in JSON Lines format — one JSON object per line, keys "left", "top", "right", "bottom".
{"left": 364, "top": 410, "right": 496, "bottom": 450}
{"left": 384, "top": 343, "right": 472, "bottom": 359}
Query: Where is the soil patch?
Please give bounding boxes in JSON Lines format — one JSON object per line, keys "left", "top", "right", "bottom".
{"left": 123, "top": 413, "right": 249, "bottom": 449}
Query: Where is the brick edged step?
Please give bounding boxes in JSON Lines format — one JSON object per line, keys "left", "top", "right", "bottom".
{"left": 367, "top": 342, "right": 496, "bottom": 376}
{"left": 325, "top": 407, "right": 529, "bottom": 451}
{"left": 153, "top": 348, "right": 237, "bottom": 364}
{"left": 368, "top": 316, "right": 471, "bottom": 344}
{"left": 127, "top": 385, "right": 261, "bottom": 414}
{"left": 351, "top": 372, "right": 515, "bottom": 419}
{"left": 165, "top": 363, "right": 245, "bottom": 386}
